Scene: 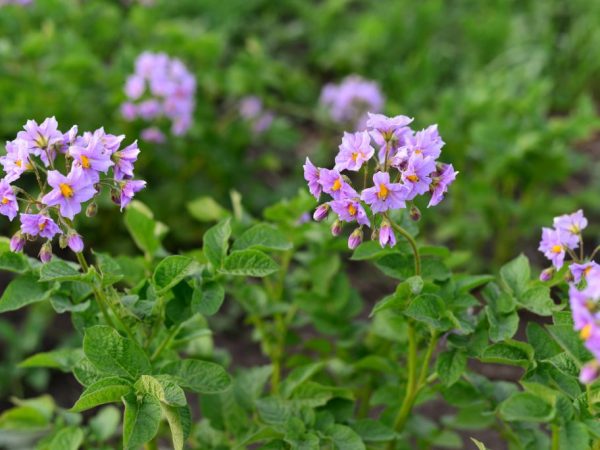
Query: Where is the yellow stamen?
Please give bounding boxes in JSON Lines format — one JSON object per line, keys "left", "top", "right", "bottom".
{"left": 406, "top": 174, "right": 419, "bottom": 182}
{"left": 377, "top": 183, "right": 389, "bottom": 200}
{"left": 38, "top": 220, "right": 46, "bottom": 231}
{"left": 80, "top": 155, "right": 90, "bottom": 169}
{"left": 551, "top": 244, "right": 563, "bottom": 254}
{"left": 347, "top": 204, "right": 357, "bottom": 216}
{"left": 414, "top": 149, "right": 422, "bottom": 155}
{"left": 59, "top": 183, "right": 74, "bottom": 198}
{"left": 332, "top": 179, "right": 342, "bottom": 191}
{"left": 351, "top": 152, "right": 359, "bottom": 162}
{"left": 15, "top": 160, "right": 22, "bottom": 168}
{"left": 581, "top": 323, "right": 593, "bottom": 341}
{"left": 1, "top": 198, "right": 8, "bottom": 205}
{"left": 585, "top": 266, "right": 594, "bottom": 277}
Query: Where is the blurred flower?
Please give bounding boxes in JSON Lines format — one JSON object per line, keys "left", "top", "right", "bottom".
{"left": 141, "top": 127, "right": 166, "bottom": 143}
{"left": 239, "top": 96, "right": 274, "bottom": 135}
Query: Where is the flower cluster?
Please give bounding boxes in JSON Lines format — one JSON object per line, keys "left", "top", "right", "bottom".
{"left": 121, "top": 52, "right": 196, "bottom": 142}
{"left": 239, "top": 96, "right": 275, "bottom": 135}
{"left": 538, "top": 210, "right": 600, "bottom": 383}
{"left": 304, "top": 113, "right": 457, "bottom": 249}
{"left": 0, "top": 117, "right": 145, "bottom": 261}
{"left": 320, "top": 76, "right": 385, "bottom": 130}
{"left": 0, "top": 0, "right": 32, "bottom": 5}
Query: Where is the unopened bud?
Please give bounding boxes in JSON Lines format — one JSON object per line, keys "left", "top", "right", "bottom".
{"left": 348, "top": 228, "right": 363, "bottom": 250}
{"left": 331, "top": 219, "right": 343, "bottom": 236}
{"left": 39, "top": 242, "right": 53, "bottom": 263}
{"left": 409, "top": 205, "right": 421, "bottom": 222}
{"left": 67, "top": 233, "right": 84, "bottom": 253}
{"left": 9, "top": 231, "right": 25, "bottom": 252}
{"left": 379, "top": 220, "right": 397, "bottom": 248}
{"left": 565, "top": 270, "right": 575, "bottom": 283}
{"left": 59, "top": 234, "right": 68, "bottom": 249}
{"left": 313, "top": 203, "right": 330, "bottom": 222}
{"left": 580, "top": 361, "right": 600, "bottom": 384}
{"left": 86, "top": 201, "right": 98, "bottom": 217}
{"left": 539, "top": 267, "right": 554, "bottom": 282}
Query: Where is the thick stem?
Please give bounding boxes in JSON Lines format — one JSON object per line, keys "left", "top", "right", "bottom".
{"left": 391, "top": 323, "right": 418, "bottom": 432}
{"left": 551, "top": 424, "right": 560, "bottom": 450}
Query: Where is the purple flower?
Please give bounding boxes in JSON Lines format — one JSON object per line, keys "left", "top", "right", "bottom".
{"left": 41, "top": 167, "right": 97, "bottom": 219}
{"left": 319, "top": 169, "right": 358, "bottom": 200}
{"left": 428, "top": 163, "right": 458, "bottom": 207}
{"left": 113, "top": 141, "right": 140, "bottom": 180}
{"left": 121, "top": 102, "right": 138, "bottom": 121}
{"left": 9, "top": 231, "right": 25, "bottom": 252}
{"left": 313, "top": 203, "right": 330, "bottom": 222}
{"left": 320, "top": 76, "right": 385, "bottom": 129}
{"left": 538, "top": 227, "right": 577, "bottom": 269}
{"left": 118, "top": 179, "right": 146, "bottom": 210}
{"left": 402, "top": 154, "right": 436, "bottom": 200}
{"left": 334, "top": 131, "right": 374, "bottom": 172}
{"left": 361, "top": 171, "right": 408, "bottom": 213}
{"left": 0, "top": 139, "right": 32, "bottom": 182}
{"left": 69, "top": 134, "right": 114, "bottom": 182}
{"left": 330, "top": 198, "right": 370, "bottom": 226}
{"left": 554, "top": 210, "right": 588, "bottom": 236}
{"left": 571, "top": 262, "right": 600, "bottom": 283}
{"left": 303, "top": 158, "right": 322, "bottom": 199}
{"left": 366, "top": 113, "right": 413, "bottom": 161}
{"left": 400, "top": 125, "right": 444, "bottom": 160}
{"left": 125, "top": 74, "right": 146, "bottom": 100}
{"left": 141, "top": 127, "right": 166, "bottom": 143}
{"left": 379, "top": 220, "right": 396, "bottom": 248}
{"left": 138, "top": 99, "right": 162, "bottom": 120}
{"left": 0, "top": 179, "right": 18, "bottom": 221}
{"left": 580, "top": 362, "right": 600, "bottom": 384}
{"left": 67, "top": 233, "right": 84, "bottom": 253}
{"left": 348, "top": 228, "right": 363, "bottom": 250}
{"left": 239, "top": 97, "right": 274, "bottom": 134}
{"left": 16, "top": 117, "right": 62, "bottom": 166}
{"left": 20, "top": 214, "right": 61, "bottom": 239}
{"left": 60, "top": 126, "right": 78, "bottom": 153}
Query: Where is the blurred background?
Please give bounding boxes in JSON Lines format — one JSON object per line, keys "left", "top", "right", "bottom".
{"left": 1, "top": 0, "right": 600, "bottom": 443}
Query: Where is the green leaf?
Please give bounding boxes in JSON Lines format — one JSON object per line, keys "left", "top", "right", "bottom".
{"left": 280, "top": 362, "right": 324, "bottom": 398}
{"left": 83, "top": 326, "right": 151, "bottom": 379}
{"left": 518, "top": 285, "right": 555, "bottom": 316}
{"left": 329, "top": 424, "right": 366, "bottom": 450}
{"left": 89, "top": 406, "right": 121, "bottom": 441}
{"left": 161, "top": 403, "right": 191, "bottom": 450}
{"left": 0, "top": 406, "right": 49, "bottom": 430}
{"left": 256, "top": 397, "right": 292, "bottom": 425}
{"left": 19, "top": 348, "right": 84, "bottom": 372}
{"left": 220, "top": 249, "right": 279, "bottom": 277}
{"left": 48, "top": 426, "right": 84, "bottom": 450}
{"left": 73, "top": 357, "right": 108, "bottom": 387}
{"left": 470, "top": 438, "right": 491, "bottom": 450}
{"left": 481, "top": 340, "right": 534, "bottom": 369}
{"left": 559, "top": 421, "right": 589, "bottom": 450}
{"left": 351, "top": 241, "right": 402, "bottom": 261}
{"left": 499, "top": 392, "right": 555, "bottom": 422}
{"left": 0, "top": 246, "right": 30, "bottom": 273}
{"left": 123, "top": 394, "right": 161, "bottom": 450}
{"left": 526, "top": 322, "right": 562, "bottom": 360}
{"left": 454, "top": 274, "right": 494, "bottom": 294}
{"left": 351, "top": 419, "right": 395, "bottom": 442}
{"left": 95, "top": 252, "right": 125, "bottom": 286}
{"left": 187, "top": 196, "right": 228, "bottom": 222}
{"left": 160, "top": 359, "right": 231, "bottom": 394}
{"left": 39, "top": 260, "right": 86, "bottom": 283}
{"left": 124, "top": 201, "right": 167, "bottom": 257}
{"left": 0, "top": 274, "right": 55, "bottom": 313}
{"left": 486, "top": 308, "right": 519, "bottom": 342}
{"left": 404, "top": 293, "right": 449, "bottom": 330}
{"left": 71, "top": 377, "right": 132, "bottom": 412}
{"left": 546, "top": 325, "right": 590, "bottom": 364}
{"left": 500, "top": 254, "right": 530, "bottom": 297}
{"left": 134, "top": 375, "right": 187, "bottom": 407}
{"left": 232, "top": 223, "right": 292, "bottom": 252}
{"left": 153, "top": 256, "right": 199, "bottom": 294}
{"left": 191, "top": 280, "right": 225, "bottom": 316}
{"left": 436, "top": 349, "right": 467, "bottom": 386}
{"left": 203, "top": 218, "right": 231, "bottom": 269}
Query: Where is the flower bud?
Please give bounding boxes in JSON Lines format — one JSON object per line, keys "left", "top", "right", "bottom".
{"left": 539, "top": 267, "right": 554, "bottom": 282}
{"left": 379, "top": 220, "right": 397, "bottom": 248}
{"left": 86, "top": 201, "right": 98, "bottom": 217}
{"left": 39, "top": 242, "right": 53, "bottom": 263}
{"left": 110, "top": 189, "right": 121, "bottom": 206}
{"left": 331, "top": 219, "right": 343, "bottom": 236}
{"left": 580, "top": 361, "right": 600, "bottom": 384}
{"left": 67, "top": 233, "right": 84, "bottom": 253}
{"left": 59, "top": 234, "right": 68, "bottom": 249}
{"left": 348, "top": 228, "right": 363, "bottom": 250}
{"left": 409, "top": 205, "right": 421, "bottom": 222}
{"left": 313, "top": 203, "right": 330, "bottom": 222}
{"left": 371, "top": 227, "right": 379, "bottom": 241}
{"left": 9, "top": 231, "right": 25, "bottom": 252}
{"left": 565, "top": 270, "right": 575, "bottom": 283}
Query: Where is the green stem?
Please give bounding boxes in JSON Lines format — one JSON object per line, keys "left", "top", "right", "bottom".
{"left": 388, "top": 219, "right": 421, "bottom": 276}
{"left": 417, "top": 332, "right": 438, "bottom": 388}
{"left": 391, "top": 323, "right": 418, "bottom": 432}
{"left": 151, "top": 323, "right": 182, "bottom": 362}
{"left": 551, "top": 424, "right": 560, "bottom": 450}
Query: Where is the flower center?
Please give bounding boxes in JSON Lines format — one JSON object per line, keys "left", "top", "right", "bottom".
{"left": 351, "top": 152, "right": 359, "bottom": 162}
{"left": 1, "top": 197, "right": 9, "bottom": 205}
{"left": 569, "top": 224, "right": 580, "bottom": 234}
{"left": 59, "top": 183, "right": 74, "bottom": 198}
{"left": 15, "top": 160, "right": 22, "bottom": 168}
{"left": 80, "top": 155, "right": 91, "bottom": 169}
{"left": 406, "top": 174, "right": 419, "bottom": 182}
{"left": 332, "top": 178, "right": 342, "bottom": 191}
{"left": 585, "top": 266, "right": 594, "bottom": 276}
{"left": 377, "top": 183, "right": 389, "bottom": 200}
{"left": 347, "top": 203, "right": 357, "bottom": 216}
{"left": 35, "top": 134, "right": 48, "bottom": 149}
{"left": 38, "top": 220, "right": 47, "bottom": 231}
{"left": 551, "top": 244, "right": 563, "bottom": 254}
{"left": 414, "top": 149, "right": 422, "bottom": 155}
{"left": 581, "top": 323, "right": 593, "bottom": 341}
